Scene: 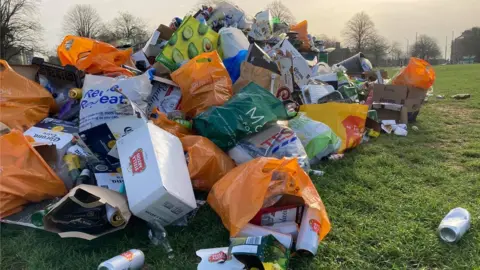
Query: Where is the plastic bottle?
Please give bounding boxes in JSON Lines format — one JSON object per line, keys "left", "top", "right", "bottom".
{"left": 438, "top": 207, "right": 471, "bottom": 243}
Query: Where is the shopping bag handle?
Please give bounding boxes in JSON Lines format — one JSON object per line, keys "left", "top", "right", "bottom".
{"left": 0, "top": 60, "right": 10, "bottom": 72}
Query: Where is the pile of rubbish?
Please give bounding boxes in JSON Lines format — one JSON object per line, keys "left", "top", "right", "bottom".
{"left": 0, "top": 2, "right": 438, "bottom": 269}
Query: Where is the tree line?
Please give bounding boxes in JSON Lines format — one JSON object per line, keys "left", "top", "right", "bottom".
{"left": 0, "top": 0, "right": 473, "bottom": 65}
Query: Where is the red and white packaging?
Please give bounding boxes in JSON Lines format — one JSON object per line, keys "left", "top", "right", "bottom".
{"left": 147, "top": 76, "right": 182, "bottom": 115}
{"left": 296, "top": 206, "right": 321, "bottom": 255}
{"left": 250, "top": 205, "right": 304, "bottom": 226}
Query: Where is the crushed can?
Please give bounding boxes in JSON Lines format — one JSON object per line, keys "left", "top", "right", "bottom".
{"left": 438, "top": 207, "right": 471, "bottom": 243}
{"left": 98, "top": 249, "right": 144, "bottom": 270}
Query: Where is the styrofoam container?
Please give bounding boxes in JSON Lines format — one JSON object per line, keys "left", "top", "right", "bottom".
{"left": 117, "top": 122, "right": 196, "bottom": 226}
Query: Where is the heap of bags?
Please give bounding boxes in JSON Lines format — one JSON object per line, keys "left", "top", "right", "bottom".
{"left": 0, "top": 1, "right": 436, "bottom": 269}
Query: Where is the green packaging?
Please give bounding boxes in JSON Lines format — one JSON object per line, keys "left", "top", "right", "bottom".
{"left": 156, "top": 16, "right": 219, "bottom": 71}
{"left": 228, "top": 235, "right": 290, "bottom": 270}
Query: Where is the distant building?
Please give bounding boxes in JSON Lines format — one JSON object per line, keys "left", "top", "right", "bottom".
{"left": 451, "top": 28, "right": 479, "bottom": 64}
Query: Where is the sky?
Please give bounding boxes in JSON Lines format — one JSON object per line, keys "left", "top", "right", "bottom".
{"left": 38, "top": 0, "right": 479, "bottom": 57}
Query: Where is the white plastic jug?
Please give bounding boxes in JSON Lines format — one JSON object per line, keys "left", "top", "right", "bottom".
{"left": 438, "top": 207, "right": 471, "bottom": 243}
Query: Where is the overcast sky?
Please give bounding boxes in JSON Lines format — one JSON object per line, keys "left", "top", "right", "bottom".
{"left": 39, "top": 0, "right": 479, "bottom": 57}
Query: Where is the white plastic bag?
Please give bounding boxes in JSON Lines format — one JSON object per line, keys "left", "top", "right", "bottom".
{"left": 79, "top": 72, "right": 152, "bottom": 132}
{"left": 219, "top": 27, "right": 250, "bottom": 59}
{"left": 228, "top": 124, "right": 310, "bottom": 171}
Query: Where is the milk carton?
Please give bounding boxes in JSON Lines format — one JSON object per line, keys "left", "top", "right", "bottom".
{"left": 117, "top": 122, "right": 196, "bottom": 225}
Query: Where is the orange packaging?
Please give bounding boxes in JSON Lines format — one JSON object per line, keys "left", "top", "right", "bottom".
{"left": 290, "top": 20, "right": 311, "bottom": 51}
{"left": 0, "top": 60, "right": 57, "bottom": 131}
{"left": 207, "top": 157, "right": 330, "bottom": 241}
{"left": 57, "top": 35, "right": 133, "bottom": 77}
{"left": 171, "top": 51, "right": 232, "bottom": 119}
{"left": 391, "top": 57, "right": 436, "bottom": 90}
{"left": 149, "top": 108, "right": 194, "bottom": 138}
{"left": 180, "top": 136, "right": 236, "bottom": 191}
{"left": 0, "top": 130, "right": 67, "bottom": 218}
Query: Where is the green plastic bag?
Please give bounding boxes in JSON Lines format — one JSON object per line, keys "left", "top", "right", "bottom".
{"left": 288, "top": 113, "right": 342, "bottom": 164}
{"left": 193, "top": 82, "right": 290, "bottom": 151}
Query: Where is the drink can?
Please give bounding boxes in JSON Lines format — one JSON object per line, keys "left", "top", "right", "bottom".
{"left": 106, "top": 204, "right": 125, "bottom": 227}
{"left": 69, "top": 88, "right": 83, "bottom": 100}
{"left": 296, "top": 206, "right": 320, "bottom": 255}
{"left": 98, "top": 249, "right": 144, "bottom": 270}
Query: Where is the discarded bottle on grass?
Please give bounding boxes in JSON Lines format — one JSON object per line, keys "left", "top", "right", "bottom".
{"left": 438, "top": 207, "right": 471, "bottom": 243}
{"left": 98, "top": 249, "right": 145, "bottom": 270}
{"left": 148, "top": 220, "right": 174, "bottom": 259}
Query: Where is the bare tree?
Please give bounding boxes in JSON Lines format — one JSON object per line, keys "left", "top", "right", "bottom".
{"left": 266, "top": 0, "right": 295, "bottom": 25}
{"left": 63, "top": 4, "right": 103, "bottom": 38}
{"left": 342, "top": 11, "right": 376, "bottom": 53}
{"left": 390, "top": 41, "right": 403, "bottom": 61}
{"left": 110, "top": 12, "right": 149, "bottom": 46}
{"left": 0, "top": 0, "right": 43, "bottom": 61}
{"left": 367, "top": 33, "right": 389, "bottom": 66}
{"left": 411, "top": 35, "right": 441, "bottom": 60}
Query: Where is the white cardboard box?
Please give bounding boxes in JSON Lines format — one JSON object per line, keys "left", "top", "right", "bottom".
{"left": 117, "top": 122, "right": 196, "bottom": 225}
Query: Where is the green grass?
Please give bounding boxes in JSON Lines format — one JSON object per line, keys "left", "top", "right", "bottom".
{"left": 1, "top": 64, "right": 480, "bottom": 269}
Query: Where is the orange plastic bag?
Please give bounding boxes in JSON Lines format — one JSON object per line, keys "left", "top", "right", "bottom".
{"left": 0, "top": 60, "right": 57, "bottom": 131}
{"left": 150, "top": 108, "right": 194, "bottom": 138}
{"left": 290, "top": 20, "right": 311, "bottom": 51}
{"left": 171, "top": 51, "right": 233, "bottom": 119}
{"left": 391, "top": 57, "right": 436, "bottom": 90}
{"left": 57, "top": 35, "right": 133, "bottom": 77}
{"left": 208, "top": 157, "right": 330, "bottom": 240}
{"left": 0, "top": 130, "right": 67, "bottom": 218}
{"left": 181, "top": 136, "right": 236, "bottom": 191}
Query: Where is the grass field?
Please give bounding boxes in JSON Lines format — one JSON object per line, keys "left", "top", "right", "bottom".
{"left": 1, "top": 64, "right": 479, "bottom": 270}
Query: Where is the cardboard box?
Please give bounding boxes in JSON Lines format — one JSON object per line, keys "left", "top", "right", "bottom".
{"left": 92, "top": 162, "right": 124, "bottom": 193}
{"left": 372, "top": 102, "right": 408, "bottom": 124}
{"left": 143, "top": 24, "right": 174, "bottom": 59}
{"left": 371, "top": 84, "right": 427, "bottom": 123}
{"left": 79, "top": 115, "right": 146, "bottom": 165}
{"left": 248, "top": 10, "right": 273, "bottom": 41}
{"left": 24, "top": 118, "right": 78, "bottom": 156}
{"left": 147, "top": 76, "right": 182, "bottom": 115}
{"left": 276, "top": 57, "right": 294, "bottom": 96}
{"left": 117, "top": 122, "right": 196, "bottom": 226}
{"left": 270, "top": 39, "right": 312, "bottom": 87}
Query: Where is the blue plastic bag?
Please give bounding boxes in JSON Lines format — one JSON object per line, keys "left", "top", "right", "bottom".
{"left": 223, "top": 50, "right": 247, "bottom": 83}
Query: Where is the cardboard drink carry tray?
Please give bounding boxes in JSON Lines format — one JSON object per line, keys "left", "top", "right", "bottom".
{"left": 43, "top": 185, "right": 131, "bottom": 240}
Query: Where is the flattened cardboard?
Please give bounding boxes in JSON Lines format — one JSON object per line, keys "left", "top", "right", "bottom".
{"left": 43, "top": 185, "right": 131, "bottom": 240}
